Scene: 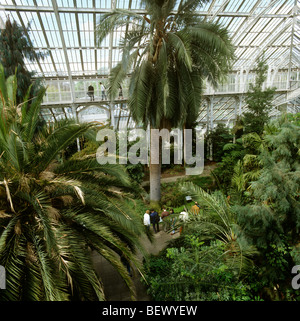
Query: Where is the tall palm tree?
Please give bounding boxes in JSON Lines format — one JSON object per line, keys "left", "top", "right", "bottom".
{"left": 0, "top": 65, "right": 146, "bottom": 301}
{"left": 96, "top": 0, "right": 235, "bottom": 202}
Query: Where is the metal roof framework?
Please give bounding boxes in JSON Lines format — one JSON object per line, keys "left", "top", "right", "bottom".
{"left": 1, "top": 0, "right": 300, "bottom": 128}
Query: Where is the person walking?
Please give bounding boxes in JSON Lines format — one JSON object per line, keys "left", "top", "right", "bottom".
{"left": 161, "top": 208, "right": 170, "bottom": 232}
{"left": 100, "top": 82, "right": 107, "bottom": 100}
{"left": 143, "top": 210, "right": 151, "bottom": 231}
{"left": 169, "top": 208, "right": 176, "bottom": 235}
{"left": 150, "top": 209, "right": 160, "bottom": 233}
{"left": 179, "top": 210, "right": 189, "bottom": 235}
{"left": 87, "top": 85, "right": 94, "bottom": 101}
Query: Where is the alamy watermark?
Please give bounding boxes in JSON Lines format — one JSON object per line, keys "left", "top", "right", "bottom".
{"left": 96, "top": 127, "right": 204, "bottom": 175}
{"left": 0, "top": 265, "right": 5, "bottom": 289}
{"left": 291, "top": 265, "right": 300, "bottom": 290}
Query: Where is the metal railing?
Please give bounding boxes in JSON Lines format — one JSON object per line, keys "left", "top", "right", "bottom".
{"left": 42, "top": 81, "right": 300, "bottom": 105}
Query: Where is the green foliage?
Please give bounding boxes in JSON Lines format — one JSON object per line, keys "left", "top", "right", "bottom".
{"left": 243, "top": 57, "right": 276, "bottom": 136}
{"left": 70, "top": 128, "right": 146, "bottom": 184}
{"left": 286, "top": 112, "right": 300, "bottom": 126}
{"left": 144, "top": 182, "right": 261, "bottom": 301}
{"left": 205, "top": 123, "right": 233, "bottom": 162}
{"left": 233, "top": 117, "right": 300, "bottom": 299}
{"left": 265, "top": 243, "right": 291, "bottom": 273}
{"left": 125, "top": 163, "right": 145, "bottom": 183}
{"left": 236, "top": 117, "right": 300, "bottom": 246}
{"left": 0, "top": 18, "right": 46, "bottom": 104}
{"left": 97, "top": 4, "right": 234, "bottom": 129}
{"left": 160, "top": 182, "right": 186, "bottom": 208}
{"left": 0, "top": 68, "right": 146, "bottom": 301}
{"left": 212, "top": 138, "right": 246, "bottom": 192}
{"left": 183, "top": 175, "right": 213, "bottom": 190}
{"left": 123, "top": 132, "right": 145, "bottom": 184}
{"left": 144, "top": 237, "right": 257, "bottom": 301}
{"left": 144, "top": 114, "right": 300, "bottom": 301}
{"left": 212, "top": 127, "right": 270, "bottom": 200}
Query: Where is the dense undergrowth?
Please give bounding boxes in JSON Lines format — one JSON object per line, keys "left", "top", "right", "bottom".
{"left": 142, "top": 113, "right": 300, "bottom": 301}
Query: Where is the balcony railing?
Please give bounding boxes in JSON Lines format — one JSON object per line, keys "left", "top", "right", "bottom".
{"left": 42, "top": 80, "right": 300, "bottom": 105}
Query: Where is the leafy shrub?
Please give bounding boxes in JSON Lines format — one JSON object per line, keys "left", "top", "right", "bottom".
{"left": 205, "top": 123, "right": 233, "bottom": 162}
{"left": 144, "top": 236, "right": 258, "bottom": 301}
{"left": 160, "top": 182, "right": 186, "bottom": 207}
{"left": 125, "top": 163, "right": 145, "bottom": 184}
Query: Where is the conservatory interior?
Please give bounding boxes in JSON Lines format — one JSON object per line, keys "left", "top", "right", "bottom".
{"left": 0, "top": 0, "right": 299, "bottom": 303}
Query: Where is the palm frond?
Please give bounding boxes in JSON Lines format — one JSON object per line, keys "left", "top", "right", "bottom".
{"left": 231, "top": 160, "right": 246, "bottom": 193}
{"left": 57, "top": 225, "right": 105, "bottom": 300}
{"left": 0, "top": 64, "right": 8, "bottom": 105}
{"left": 128, "top": 60, "right": 155, "bottom": 125}
{"left": 181, "top": 182, "right": 233, "bottom": 228}
{"left": 96, "top": 9, "right": 145, "bottom": 45}
{"left": 108, "top": 49, "right": 139, "bottom": 100}
{"left": 177, "top": 0, "right": 209, "bottom": 15}
{"left": 33, "top": 122, "right": 94, "bottom": 174}
{"left": 21, "top": 86, "right": 47, "bottom": 142}
{"left": 168, "top": 31, "right": 192, "bottom": 71}
{"left": 30, "top": 231, "right": 65, "bottom": 301}
{"left": 0, "top": 235, "right": 26, "bottom": 301}
{"left": 18, "top": 190, "right": 59, "bottom": 256}
{"left": 6, "top": 74, "right": 17, "bottom": 107}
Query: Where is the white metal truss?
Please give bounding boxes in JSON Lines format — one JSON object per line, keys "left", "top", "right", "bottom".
{"left": 0, "top": 0, "right": 299, "bottom": 128}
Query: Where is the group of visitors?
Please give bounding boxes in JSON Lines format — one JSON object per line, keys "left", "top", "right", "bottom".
{"left": 86, "top": 82, "right": 107, "bottom": 101}
{"left": 143, "top": 208, "right": 180, "bottom": 235}
{"left": 143, "top": 201, "right": 201, "bottom": 235}
{"left": 87, "top": 82, "right": 123, "bottom": 101}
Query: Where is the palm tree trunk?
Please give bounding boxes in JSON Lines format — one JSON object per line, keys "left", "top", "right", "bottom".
{"left": 149, "top": 118, "right": 172, "bottom": 203}
{"left": 149, "top": 161, "right": 161, "bottom": 202}
{"left": 149, "top": 124, "right": 161, "bottom": 203}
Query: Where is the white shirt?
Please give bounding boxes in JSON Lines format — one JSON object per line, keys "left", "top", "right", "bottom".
{"left": 143, "top": 213, "right": 150, "bottom": 226}
{"left": 179, "top": 211, "right": 189, "bottom": 222}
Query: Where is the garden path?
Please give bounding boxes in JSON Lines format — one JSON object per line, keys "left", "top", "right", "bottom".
{"left": 92, "top": 229, "right": 180, "bottom": 301}
{"left": 91, "top": 163, "right": 216, "bottom": 300}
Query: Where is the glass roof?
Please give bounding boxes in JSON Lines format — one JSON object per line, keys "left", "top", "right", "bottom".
{"left": 1, "top": 0, "right": 299, "bottom": 78}
{"left": 1, "top": 0, "right": 300, "bottom": 127}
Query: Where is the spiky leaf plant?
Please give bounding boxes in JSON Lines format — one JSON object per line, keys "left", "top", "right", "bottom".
{"left": 0, "top": 65, "right": 146, "bottom": 301}
{"left": 180, "top": 182, "right": 257, "bottom": 276}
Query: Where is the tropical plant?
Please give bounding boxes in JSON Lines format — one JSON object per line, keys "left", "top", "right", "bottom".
{"left": 0, "top": 18, "right": 46, "bottom": 104}
{"left": 235, "top": 117, "right": 300, "bottom": 299}
{"left": 229, "top": 133, "right": 265, "bottom": 204}
{"left": 212, "top": 137, "right": 246, "bottom": 193}
{"left": 212, "top": 130, "right": 266, "bottom": 198}
{"left": 0, "top": 66, "right": 146, "bottom": 301}
{"left": 243, "top": 57, "right": 276, "bottom": 136}
{"left": 205, "top": 123, "right": 233, "bottom": 162}
{"left": 160, "top": 181, "right": 186, "bottom": 208}
{"left": 180, "top": 182, "right": 257, "bottom": 274}
{"left": 237, "top": 117, "right": 300, "bottom": 244}
{"left": 143, "top": 185, "right": 259, "bottom": 301}
{"left": 96, "top": 0, "right": 235, "bottom": 203}
{"left": 141, "top": 181, "right": 259, "bottom": 301}
{"left": 144, "top": 237, "right": 258, "bottom": 301}
{"left": 285, "top": 112, "right": 300, "bottom": 126}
